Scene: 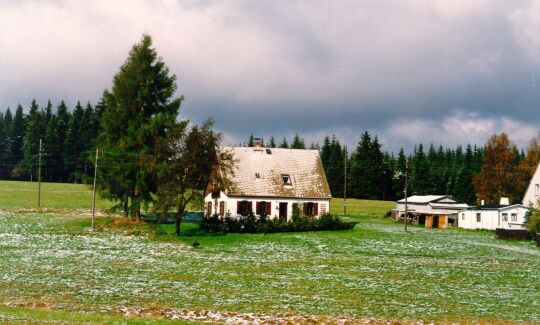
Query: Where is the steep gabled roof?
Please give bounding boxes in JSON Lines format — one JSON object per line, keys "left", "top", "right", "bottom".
{"left": 522, "top": 161, "right": 540, "bottom": 207}
{"left": 217, "top": 146, "right": 331, "bottom": 199}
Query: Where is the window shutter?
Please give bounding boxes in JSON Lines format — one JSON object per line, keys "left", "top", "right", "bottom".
{"left": 220, "top": 202, "right": 225, "bottom": 216}
{"left": 248, "top": 201, "right": 253, "bottom": 213}
{"left": 303, "top": 203, "right": 307, "bottom": 215}
{"left": 237, "top": 201, "right": 241, "bottom": 214}
{"left": 314, "top": 203, "right": 318, "bottom": 216}
{"left": 266, "top": 202, "right": 271, "bottom": 215}
{"left": 207, "top": 202, "right": 212, "bottom": 217}
{"left": 256, "top": 202, "right": 261, "bottom": 215}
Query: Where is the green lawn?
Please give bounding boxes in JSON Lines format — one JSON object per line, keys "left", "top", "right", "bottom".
{"left": 0, "top": 180, "right": 116, "bottom": 209}
{"left": 1, "top": 207, "right": 539, "bottom": 323}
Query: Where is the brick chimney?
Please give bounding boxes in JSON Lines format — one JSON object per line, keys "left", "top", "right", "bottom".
{"left": 254, "top": 137, "right": 262, "bottom": 148}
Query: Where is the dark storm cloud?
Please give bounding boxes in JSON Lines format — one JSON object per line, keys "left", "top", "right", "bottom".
{"left": 1, "top": 0, "right": 539, "bottom": 152}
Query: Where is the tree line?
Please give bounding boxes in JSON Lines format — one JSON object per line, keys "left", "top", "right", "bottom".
{"left": 244, "top": 131, "right": 540, "bottom": 205}
{"left": 0, "top": 99, "right": 104, "bottom": 183}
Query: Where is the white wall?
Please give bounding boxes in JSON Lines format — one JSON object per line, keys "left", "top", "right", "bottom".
{"left": 204, "top": 192, "right": 331, "bottom": 221}
{"left": 457, "top": 206, "right": 528, "bottom": 230}
{"left": 458, "top": 209, "right": 499, "bottom": 230}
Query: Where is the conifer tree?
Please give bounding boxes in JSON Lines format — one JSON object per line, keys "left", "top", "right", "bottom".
{"left": 279, "top": 137, "right": 289, "bottom": 148}
{"left": 99, "top": 34, "right": 182, "bottom": 219}
{"left": 247, "top": 134, "right": 254, "bottom": 147}
{"left": 411, "top": 144, "right": 429, "bottom": 195}
{"left": 55, "top": 101, "right": 70, "bottom": 182}
{"left": 291, "top": 133, "right": 305, "bottom": 149}
{"left": 9, "top": 105, "right": 25, "bottom": 178}
{"left": 269, "top": 136, "right": 276, "bottom": 148}
{"left": 22, "top": 100, "right": 44, "bottom": 180}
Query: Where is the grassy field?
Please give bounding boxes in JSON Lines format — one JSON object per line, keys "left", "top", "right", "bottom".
{"left": 0, "top": 180, "right": 115, "bottom": 209}
{"left": 0, "top": 203, "right": 539, "bottom": 323}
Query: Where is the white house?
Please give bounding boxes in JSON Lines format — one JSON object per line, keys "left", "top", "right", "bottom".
{"left": 393, "top": 195, "right": 468, "bottom": 228}
{"left": 522, "top": 161, "right": 540, "bottom": 208}
{"left": 203, "top": 143, "right": 332, "bottom": 221}
{"left": 457, "top": 203, "right": 528, "bottom": 230}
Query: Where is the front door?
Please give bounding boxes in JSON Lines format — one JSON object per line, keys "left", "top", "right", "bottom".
{"left": 279, "top": 202, "right": 288, "bottom": 221}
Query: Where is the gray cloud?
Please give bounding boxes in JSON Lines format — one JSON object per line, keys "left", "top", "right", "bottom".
{"left": 1, "top": 0, "right": 539, "bottom": 152}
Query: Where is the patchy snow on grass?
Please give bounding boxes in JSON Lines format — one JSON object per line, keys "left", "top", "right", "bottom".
{"left": 0, "top": 212, "right": 539, "bottom": 322}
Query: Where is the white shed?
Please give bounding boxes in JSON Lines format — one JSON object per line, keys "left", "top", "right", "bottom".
{"left": 394, "top": 195, "right": 468, "bottom": 228}
{"left": 204, "top": 144, "right": 332, "bottom": 221}
{"left": 457, "top": 204, "right": 529, "bottom": 230}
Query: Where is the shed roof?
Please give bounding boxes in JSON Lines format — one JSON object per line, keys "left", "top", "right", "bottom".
{"left": 397, "top": 195, "right": 452, "bottom": 204}
{"left": 217, "top": 146, "right": 331, "bottom": 199}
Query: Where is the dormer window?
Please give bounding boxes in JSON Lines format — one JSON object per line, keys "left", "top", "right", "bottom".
{"left": 282, "top": 174, "right": 292, "bottom": 185}
{"left": 266, "top": 149, "right": 272, "bottom": 154}
{"left": 255, "top": 173, "right": 261, "bottom": 178}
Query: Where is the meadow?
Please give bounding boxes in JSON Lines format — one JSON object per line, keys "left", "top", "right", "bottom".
{"left": 0, "top": 181, "right": 539, "bottom": 323}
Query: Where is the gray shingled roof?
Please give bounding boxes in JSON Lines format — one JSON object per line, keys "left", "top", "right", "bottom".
{"left": 222, "top": 146, "right": 331, "bottom": 199}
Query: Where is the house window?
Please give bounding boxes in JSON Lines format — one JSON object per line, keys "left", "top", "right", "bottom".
{"left": 219, "top": 201, "right": 225, "bottom": 216}
{"left": 256, "top": 201, "right": 271, "bottom": 216}
{"left": 206, "top": 202, "right": 212, "bottom": 217}
{"left": 255, "top": 173, "right": 261, "bottom": 178}
{"left": 476, "top": 213, "right": 481, "bottom": 223}
{"left": 282, "top": 174, "right": 292, "bottom": 185}
{"left": 303, "top": 202, "right": 318, "bottom": 217}
{"left": 536, "top": 184, "right": 539, "bottom": 196}
{"left": 502, "top": 213, "right": 508, "bottom": 222}
{"left": 266, "top": 149, "right": 272, "bottom": 154}
{"left": 511, "top": 213, "right": 517, "bottom": 222}
{"left": 237, "top": 200, "right": 252, "bottom": 216}
{"left": 462, "top": 213, "right": 465, "bottom": 220}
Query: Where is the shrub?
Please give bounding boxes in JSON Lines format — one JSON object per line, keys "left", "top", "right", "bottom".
{"left": 200, "top": 213, "right": 356, "bottom": 234}
{"left": 525, "top": 208, "right": 540, "bottom": 240}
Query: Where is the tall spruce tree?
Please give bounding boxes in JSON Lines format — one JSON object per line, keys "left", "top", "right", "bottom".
{"left": 279, "top": 137, "right": 289, "bottom": 148}
{"left": 64, "top": 101, "right": 85, "bottom": 182}
{"left": 55, "top": 101, "right": 70, "bottom": 181}
{"left": 411, "top": 144, "right": 429, "bottom": 195}
{"left": 291, "top": 133, "right": 305, "bottom": 149}
{"left": 99, "top": 34, "right": 182, "bottom": 219}
{"left": 22, "top": 100, "right": 44, "bottom": 180}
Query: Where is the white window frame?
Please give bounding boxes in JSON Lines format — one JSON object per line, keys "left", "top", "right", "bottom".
{"left": 511, "top": 213, "right": 517, "bottom": 222}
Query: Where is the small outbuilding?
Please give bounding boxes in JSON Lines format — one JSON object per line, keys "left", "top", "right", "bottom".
{"left": 393, "top": 195, "right": 468, "bottom": 228}
{"left": 457, "top": 201, "right": 529, "bottom": 231}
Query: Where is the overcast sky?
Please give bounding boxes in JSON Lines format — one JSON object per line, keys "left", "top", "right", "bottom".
{"left": 1, "top": 0, "right": 540, "bottom": 152}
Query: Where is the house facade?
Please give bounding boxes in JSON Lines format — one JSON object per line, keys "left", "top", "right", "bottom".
{"left": 522, "top": 162, "right": 540, "bottom": 208}
{"left": 393, "top": 195, "right": 468, "bottom": 228}
{"left": 204, "top": 144, "right": 332, "bottom": 221}
{"left": 457, "top": 204, "right": 529, "bottom": 230}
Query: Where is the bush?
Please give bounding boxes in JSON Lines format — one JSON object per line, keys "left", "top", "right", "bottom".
{"left": 525, "top": 209, "right": 540, "bottom": 240}
{"left": 200, "top": 213, "right": 356, "bottom": 234}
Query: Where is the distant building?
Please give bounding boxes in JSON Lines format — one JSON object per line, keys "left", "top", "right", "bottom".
{"left": 204, "top": 140, "right": 331, "bottom": 221}
{"left": 393, "top": 195, "right": 468, "bottom": 228}
{"left": 522, "top": 162, "right": 540, "bottom": 208}
{"left": 457, "top": 202, "right": 528, "bottom": 230}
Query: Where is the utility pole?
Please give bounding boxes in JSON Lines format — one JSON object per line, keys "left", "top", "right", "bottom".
{"left": 404, "top": 158, "right": 408, "bottom": 232}
{"left": 92, "top": 148, "right": 99, "bottom": 229}
{"left": 37, "top": 139, "right": 42, "bottom": 208}
{"left": 344, "top": 145, "right": 347, "bottom": 215}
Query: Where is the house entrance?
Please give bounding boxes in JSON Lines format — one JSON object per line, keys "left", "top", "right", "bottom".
{"left": 279, "top": 202, "right": 288, "bottom": 221}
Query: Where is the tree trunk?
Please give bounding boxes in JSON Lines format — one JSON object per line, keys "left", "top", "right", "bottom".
{"left": 175, "top": 206, "right": 184, "bottom": 236}
{"left": 123, "top": 198, "right": 129, "bottom": 218}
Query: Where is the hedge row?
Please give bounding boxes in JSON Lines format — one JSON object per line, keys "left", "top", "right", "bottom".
{"left": 200, "top": 213, "right": 356, "bottom": 234}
